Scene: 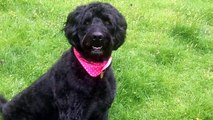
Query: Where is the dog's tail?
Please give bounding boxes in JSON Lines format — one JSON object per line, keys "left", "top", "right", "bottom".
{"left": 0, "top": 95, "right": 7, "bottom": 113}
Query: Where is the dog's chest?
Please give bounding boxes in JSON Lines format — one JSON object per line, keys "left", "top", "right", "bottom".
{"left": 87, "top": 81, "right": 114, "bottom": 115}
{"left": 91, "top": 79, "right": 114, "bottom": 105}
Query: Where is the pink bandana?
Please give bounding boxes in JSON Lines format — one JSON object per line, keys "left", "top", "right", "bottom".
{"left": 73, "top": 48, "right": 112, "bottom": 77}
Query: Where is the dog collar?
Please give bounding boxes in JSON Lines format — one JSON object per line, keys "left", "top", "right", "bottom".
{"left": 73, "top": 48, "right": 112, "bottom": 78}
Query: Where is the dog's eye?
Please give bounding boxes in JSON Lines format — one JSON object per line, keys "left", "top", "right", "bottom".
{"left": 85, "top": 21, "right": 90, "bottom": 25}
{"left": 84, "top": 20, "right": 91, "bottom": 25}
{"left": 104, "top": 20, "right": 111, "bottom": 25}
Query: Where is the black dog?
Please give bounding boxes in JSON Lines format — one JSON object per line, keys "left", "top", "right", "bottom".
{"left": 0, "top": 2, "right": 127, "bottom": 120}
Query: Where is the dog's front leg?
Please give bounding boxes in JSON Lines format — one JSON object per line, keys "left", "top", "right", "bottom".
{"left": 58, "top": 106, "right": 85, "bottom": 120}
{"left": 89, "top": 110, "right": 108, "bottom": 120}
{"left": 56, "top": 92, "right": 87, "bottom": 120}
{"left": 58, "top": 107, "right": 84, "bottom": 120}
{"left": 100, "top": 111, "right": 108, "bottom": 120}
{"left": 57, "top": 102, "right": 85, "bottom": 120}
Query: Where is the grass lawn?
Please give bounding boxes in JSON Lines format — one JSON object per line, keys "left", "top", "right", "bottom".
{"left": 0, "top": 0, "right": 213, "bottom": 119}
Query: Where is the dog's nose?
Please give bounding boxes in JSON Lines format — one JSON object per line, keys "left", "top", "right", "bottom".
{"left": 92, "top": 32, "right": 104, "bottom": 41}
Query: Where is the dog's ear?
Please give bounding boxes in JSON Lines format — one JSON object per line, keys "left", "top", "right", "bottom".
{"left": 113, "top": 13, "right": 127, "bottom": 50}
{"left": 63, "top": 6, "right": 85, "bottom": 47}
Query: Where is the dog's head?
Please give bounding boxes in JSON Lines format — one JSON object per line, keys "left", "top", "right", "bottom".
{"left": 64, "top": 2, "right": 127, "bottom": 61}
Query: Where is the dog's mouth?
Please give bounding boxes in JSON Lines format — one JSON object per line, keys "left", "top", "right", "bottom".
{"left": 92, "top": 46, "right": 103, "bottom": 50}
{"left": 91, "top": 46, "right": 104, "bottom": 55}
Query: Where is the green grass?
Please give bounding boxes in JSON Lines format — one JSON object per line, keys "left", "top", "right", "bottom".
{"left": 0, "top": 0, "right": 213, "bottom": 119}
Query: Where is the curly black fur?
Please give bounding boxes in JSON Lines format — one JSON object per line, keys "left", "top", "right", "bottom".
{"left": 0, "top": 96, "right": 7, "bottom": 113}
{"left": 0, "top": 2, "right": 127, "bottom": 120}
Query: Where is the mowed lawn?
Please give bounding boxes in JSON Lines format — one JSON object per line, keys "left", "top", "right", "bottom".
{"left": 0, "top": 0, "right": 213, "bottom": 119}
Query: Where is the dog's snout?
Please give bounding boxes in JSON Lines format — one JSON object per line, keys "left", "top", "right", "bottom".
{"left": 92, "top": 32, "right": 104, "bottom": 41}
